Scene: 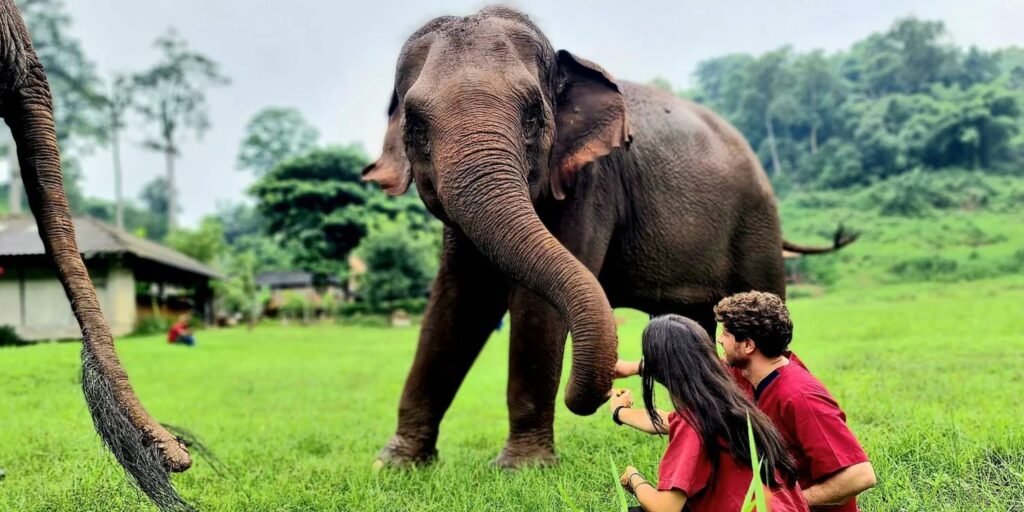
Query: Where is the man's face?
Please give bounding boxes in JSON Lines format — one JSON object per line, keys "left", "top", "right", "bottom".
{"left": 717, "top": 326, "right": 752, "bottom": 369}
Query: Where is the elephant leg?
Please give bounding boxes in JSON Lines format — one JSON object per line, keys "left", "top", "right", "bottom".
{"left": 650, "top": 303, "right": 718, "bottom": 343}
{"left": 377, "top": 231, "right": 508, "bottom": 466}
{"left": 682, "top": 303, "right": 718, "bottom": 341}
{"left": 495, "top": 200, "right": 613, "bottom": 468}
{"left": 494, "top": 287, "right": 567, "bottom": 468}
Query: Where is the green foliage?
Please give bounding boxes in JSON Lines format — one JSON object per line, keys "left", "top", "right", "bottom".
{"left": 13, "top": 0, "right": 107, "bottom": 212}
{"left": 165, "top": 217, "right": 226, "bottom": 264}
{"left": 279, "top": 291, "right": 310, "bottom": 319}
{"left": 0, "top": 325, "right": 26, "bottom": 347}
{"left": 691, "top": 17, "right": 1024, "bottom": 190}
{"left": 780, "top": 173, "right": 1024, "bottom": 288}
{"left": 132, "top": 315, "right": 170, "bottom": 337}
{"left": 237, "top": 107, "right": 320, "bottom": 177}
{"left": 212, "top": 250, "right": 259, "bottom": 319}
{"left": 354, "top": 215, "right": 439, "bottom": 314}
{"left": 250, "top": 145, "right": 372, "bottom": 276}
{"left": 250, "top": 145, "right": 441, "bottom": 279}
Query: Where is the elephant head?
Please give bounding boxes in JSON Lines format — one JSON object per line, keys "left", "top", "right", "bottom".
{"left": 0, "top": 2, "right": 191, "bottom": 510}
{"left": 363, "top": 7, "right": 631, "bottom": 414}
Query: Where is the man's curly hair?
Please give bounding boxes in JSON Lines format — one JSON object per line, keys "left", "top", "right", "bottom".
{"left": 714, "top": 292, "right": 793, "bottom": 358}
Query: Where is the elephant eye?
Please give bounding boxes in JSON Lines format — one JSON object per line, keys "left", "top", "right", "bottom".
{"left": 522, "top": 103, "right": 543, "bottom": 143}
{"left": 404, "top": 112, "right": 431, "bottom": 156}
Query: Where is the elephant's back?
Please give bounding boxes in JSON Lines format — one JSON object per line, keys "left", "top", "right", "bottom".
{"left": 599, "top": 82, "right": 782, "bottom": 303}
{"left": 619, "top": 81, "right": 772, "bottom": 195}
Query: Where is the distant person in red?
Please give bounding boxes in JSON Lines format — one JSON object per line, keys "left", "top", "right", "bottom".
{"left": 610, "top": 315, "right": 808, "bottom": 512}
{"left": 167, "top": 313, "right": 195, "bottom": 347}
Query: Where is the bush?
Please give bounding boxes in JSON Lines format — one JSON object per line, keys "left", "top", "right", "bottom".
{"left": 863, "top": 170, "right": 1008, "bottom": 217}
{"left": 354, "top": 215, "right": 438, "bottom": 315}
{"left": 0, "top": 325, "right": 27, "bottom": 347}
{"left": 889, "top": 256, "right": 960, "bottom": 282}
{"left": 280, "top": 291, "right": 310, "bottom": 319}
{"left": 134, "top": 315, "right": 170, "bottom": 336}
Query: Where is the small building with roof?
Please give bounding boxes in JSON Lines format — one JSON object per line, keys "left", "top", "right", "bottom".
{"left": 0, "top": 216, "right": 221, "bottom": 341}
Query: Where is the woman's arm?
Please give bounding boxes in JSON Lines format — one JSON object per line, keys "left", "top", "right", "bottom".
{"left": 609, "top": 389, "right": 670, "bottom": 435}
{"left": 620, "top": 466, "right": 687, "bottom": 512}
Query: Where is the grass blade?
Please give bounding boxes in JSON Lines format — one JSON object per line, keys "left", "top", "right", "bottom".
{"left": 745, "top": 413, "right": 771, "bottom": 512}
{"left": 610, "top": 455, "right": 630, "bottom": 512}
{"left": 557, "top": 481, "right": 584, "bottom": 512}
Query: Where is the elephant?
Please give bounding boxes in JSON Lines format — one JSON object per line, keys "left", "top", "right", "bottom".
{"left": 363, "top": 6, "right": 855, "bottom": 469}
{"left": 1, "top": 2, "right": 192, "bottom": 510}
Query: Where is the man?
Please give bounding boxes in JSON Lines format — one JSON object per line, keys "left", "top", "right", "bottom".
{"left": 617, "top": 292, "right": 875, "bottom": 510}
{"left": 167, "top": 313, "right": 196, "bottom": 347}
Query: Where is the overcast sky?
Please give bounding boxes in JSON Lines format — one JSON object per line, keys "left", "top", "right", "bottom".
{"left": 56, "top": 0, "right": 1023, "bottom": 225}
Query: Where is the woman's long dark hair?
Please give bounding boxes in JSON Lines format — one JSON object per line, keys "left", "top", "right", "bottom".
{"left": 641, "top": 314, "right": 798, "bottom": 488}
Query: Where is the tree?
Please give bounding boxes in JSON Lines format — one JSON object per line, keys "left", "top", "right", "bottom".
{"left": 925, "top": 84, "right": 1020, "bottom": 171}
{"left": 249, "top": 144, "right": 440, "bottom": 278}
{"left": 692, "top": 54, "right": 754, "bottom": 116}
{"left": 13, "top": 0, "right": 106, "bottom": 213}
{"left": 103, "top": 75, "right": 133, "bottom": 229}
{"left": 355, "top": 215, "right": 438, "bottom": 312}
{"left": 139, "top": 176, "right": 173, "bottom": 241}
{"left": 249, "top": 145, "right": 372, "bottom": 277}
{"left": 132, "top": 29, "right": 229, "bottom": 230}
{"left": 842, "top": 18, "right": 960, "bottom": 97}
{"left": 237, "top": 107, "right": 319, "bottom": 177}
{"left": 793, "top": 51, "right": 847, "bottom": 156}
{"left": 741, "top": 48, "right": 796, "bottom": 177}
{"left": 165, "top": 217, "right": 227, "bottom": 264}
{"left": 211, "top": 250, "right": 261, "bottom": 328}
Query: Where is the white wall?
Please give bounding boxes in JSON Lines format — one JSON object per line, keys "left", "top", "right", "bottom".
{"left": 3, "top": 259, "right": 136, "bottom": 341}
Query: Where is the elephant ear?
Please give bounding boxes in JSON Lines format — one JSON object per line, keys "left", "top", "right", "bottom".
{"left": 549, "top": 50, "right": 632, "bottom": 200}
{"left": 362, "top": 91, "right": 412, "bottom": 196}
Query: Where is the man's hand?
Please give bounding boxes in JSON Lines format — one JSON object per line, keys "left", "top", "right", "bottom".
{"left": 615, "top": 359, "right": 641, "bottom": 379}
{"left": 619, "top": 465, "right": 640, "bottom": 491}
{"left": 610, "top": 388, "right": 633, "bottom": 411}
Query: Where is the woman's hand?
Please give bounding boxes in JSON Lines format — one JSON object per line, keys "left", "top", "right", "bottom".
{"left": 620, "top": 465, "right": 641, "bottom": 492}
{"left": 615, "top": 359, "right": 641, "bottom": 378}
{"left": 610, "top": 388, "right": 633, "bottom": 410}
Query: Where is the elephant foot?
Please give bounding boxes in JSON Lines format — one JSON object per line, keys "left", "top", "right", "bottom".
{"left": 492, "top": 441, "right": 558, "bottom": 469}
{"left": 373, "top": 435, "right": 438, "bottom": 469}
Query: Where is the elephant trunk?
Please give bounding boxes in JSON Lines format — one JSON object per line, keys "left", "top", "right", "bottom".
{"left": 2, "top": 4, "right": 192, "bottom": 509}
{"left": 435, "top": 133, "right": 617, "bottom": 415}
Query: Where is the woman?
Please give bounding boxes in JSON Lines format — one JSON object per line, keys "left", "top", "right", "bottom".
{"left": 611, "top": 315, "right": 808, "bottom": 512}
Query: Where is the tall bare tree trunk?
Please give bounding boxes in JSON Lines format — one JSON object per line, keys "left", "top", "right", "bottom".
{"left": 6, "top": 129, "right": 20, "bottom": 214}
{"left": 810, "top": 123, "right": 818, "bottom": 155}
{"left": 165, "top": 147, "right": 175, "bottom": 231}
{"left": 765, "top": 111, "right": 783, "bottom": 177}
{"left": 111, "top": 120, "right": 124, "bottom": 229}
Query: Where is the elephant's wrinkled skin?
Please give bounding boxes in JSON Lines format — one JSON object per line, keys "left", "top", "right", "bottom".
{"left": 364, "top": 7, "right": 853, "bottom": 468}
{"left": 1, "top": 2, "right": 192, "bottom": 510}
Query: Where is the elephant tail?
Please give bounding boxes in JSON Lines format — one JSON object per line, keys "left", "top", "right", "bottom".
{"left": 782, "top": 224, "right": 859, "bottom": 255}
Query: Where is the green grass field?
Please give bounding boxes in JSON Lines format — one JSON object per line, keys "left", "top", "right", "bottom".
{"left": 2, "top": 276, "right": 1023, "bottom": 511}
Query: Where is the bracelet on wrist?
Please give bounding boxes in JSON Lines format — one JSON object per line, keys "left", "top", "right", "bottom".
{"left": 633, "top": 481, "right": 655, "bottom": 493}
{"left": 628, "top": 472, "right": 644, "bottom": 491}
{"left": 613, "top": 405, "right": 628, "bottom": 425}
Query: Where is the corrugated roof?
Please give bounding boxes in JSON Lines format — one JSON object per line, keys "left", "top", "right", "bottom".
{"left": 256, "top": 271, "right": 314, "bottom": 287}
{"left": 255, "top": 271, "right": 342, "bottom": 287}
{"left": 0, "top": 216, "right": 222, "bottom": 279}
